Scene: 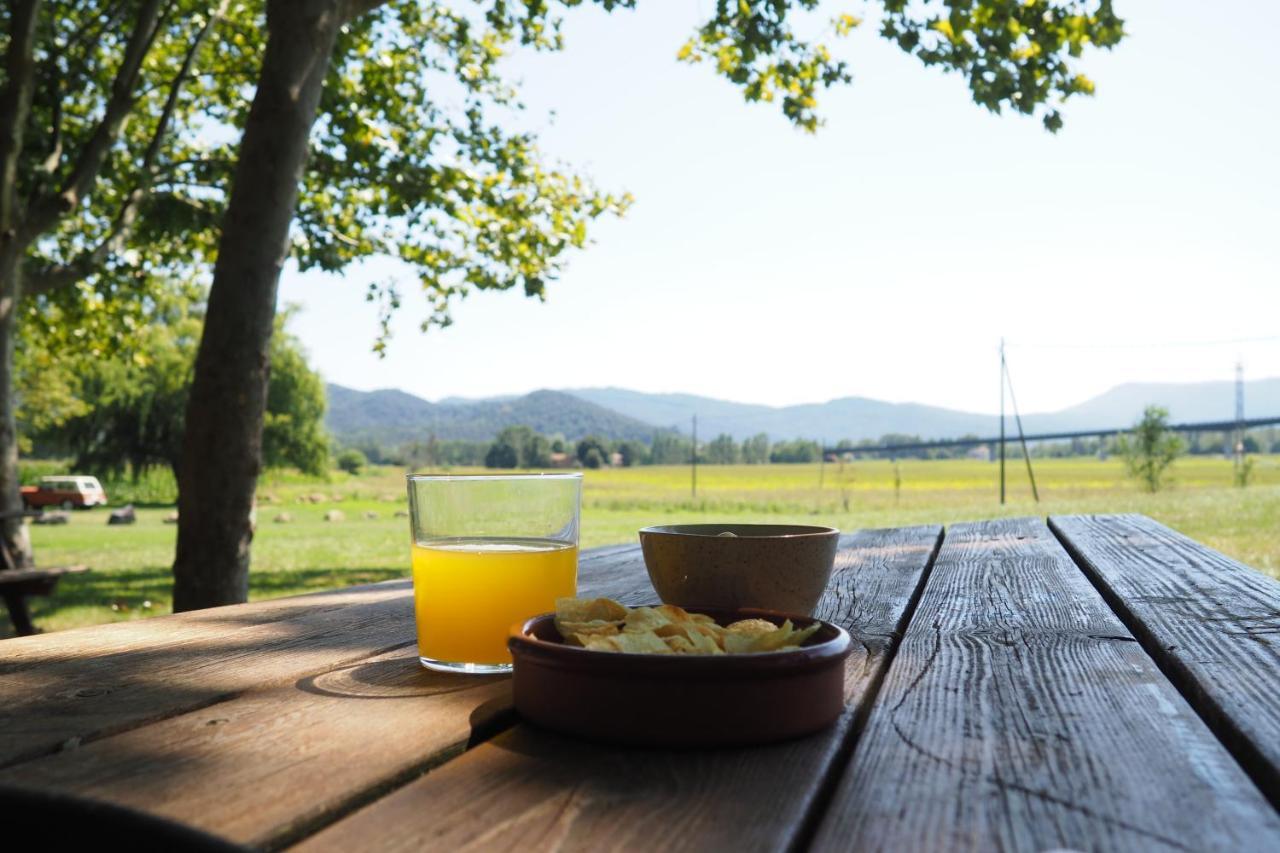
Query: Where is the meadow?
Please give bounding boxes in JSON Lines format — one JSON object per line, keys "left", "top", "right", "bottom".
{"left": 12, "top": 455, "right": 1280, "bottom": 637}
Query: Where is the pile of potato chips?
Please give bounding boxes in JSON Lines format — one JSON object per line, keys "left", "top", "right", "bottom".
{"left": 554, "top": 597, "right": 821, "bottom": 655}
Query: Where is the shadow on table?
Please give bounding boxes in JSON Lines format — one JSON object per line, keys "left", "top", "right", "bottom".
{"left": 0, "top": 575, "right": 423, "bottom": 765}
{"left": 298, "top": 655, "right": 508, "bottom": 701}
{"left": 5, "top": 566, "right": 408, "bottom": 639}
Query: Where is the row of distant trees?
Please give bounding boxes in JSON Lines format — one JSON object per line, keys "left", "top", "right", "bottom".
{"left": 350, "top": 428, "right": 831, "bottom": 470}
{"left": 345, "top": 423, "right": 1280, "bottom": 472}
{"left": 21, "top": 304, "right": 331, "bottom": 479}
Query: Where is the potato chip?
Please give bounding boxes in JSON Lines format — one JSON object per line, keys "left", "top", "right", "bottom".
{"left": 726, "top": 620, "right": 823, "bottom": 653}
{"left": 684, "top": 625, "right": 726, "bottom": 655}
{"left": 553, "top": 597, "right": 822, "bottom": 656}
{"left": 623, "top": 606, "right": 673, "bottom": 634}
{"left": 557, "top": 620, "right": 621, "bottom": 646}
{"left": 726, "top": 618, "right": 779, "bottom": 637}
{"left": 663, "top": 635, "right": 696, "bottom": 653}
{"left": 556, "top": 597, "right": 628, "bottom": 623}
{"left": 584, "top": 631, "right": 673, "bottom": 655}
{"left": 654, "top": 604, "right": 715, "bottom": 625}
{"left": 554, "top": 597, "right": 627, "bottom": 645}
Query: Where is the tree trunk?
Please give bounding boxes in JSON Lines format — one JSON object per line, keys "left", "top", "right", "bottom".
{"left": 0, "top": 0, "right": 42, "bottom": 571}
{"left": 172, "top": 0, "right": 344, "bottom": 610}
{"left": 0, "top": 250, "right": 32, "bottom": 570}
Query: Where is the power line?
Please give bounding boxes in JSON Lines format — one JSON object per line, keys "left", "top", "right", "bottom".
{"left": 822, "top": 416, "right": 1280, "bottom": 457}
{"left": 1004, "top": 335, "right": 1280, "bottom": 351}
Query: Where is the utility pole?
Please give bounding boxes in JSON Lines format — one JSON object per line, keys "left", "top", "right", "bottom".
{"left": 1234, "top": 361, "right": 1246, "bottom": 474}
{"left": 999, "top": 338, "right": 1007, "bottom": 505}
{"left": 1003, "top": 353, "right": 1040, "bottom": 503}
{"left": 819, "top": 438, "right": 825, "bottom": 488}
{"left": 691, "top": 414, "right": 698, "bottom": 499}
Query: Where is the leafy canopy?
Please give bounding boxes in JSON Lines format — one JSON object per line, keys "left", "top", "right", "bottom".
{"left": 22, "top": 291, "right": 331, "bottom": 477}
{"left": 15, "top": 0, "right": 1124, "bottom": 356}
{"left": 680, "top": 0, "right": 1123, "bottom": 132}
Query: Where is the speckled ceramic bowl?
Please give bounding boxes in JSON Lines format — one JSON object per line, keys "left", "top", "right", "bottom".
{"left": 638, "top": 523, "right": 840, "bottom": 616}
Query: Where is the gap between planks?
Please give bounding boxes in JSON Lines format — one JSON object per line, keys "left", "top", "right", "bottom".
{"left": 0, "top": 547, "right": 654, "bottom": 849}
{"left": 0, "top": 546, "right": 644, "bottom": 773}
{"left": 783, "top": 525, "right": 944, "bottom": 853}
{"left": 1050, "top": 514, "right": 1280, "bottom": 813}
{"left": 287, "top": 526, "right": 945, "bottom": 852}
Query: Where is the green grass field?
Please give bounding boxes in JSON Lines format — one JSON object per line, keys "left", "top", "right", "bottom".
{"left": 12, "top": 455, "right": 1280, "bottom": 637}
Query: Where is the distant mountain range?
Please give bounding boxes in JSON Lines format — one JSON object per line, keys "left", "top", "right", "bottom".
{"left": 567, "top": 379, "right": 1280, "bottom": 441}
{"left": 325, "top": 385, "right": 665, "bottom": 446}
{"left": 325, "top": 378, "right": 1280, "bottom": 447}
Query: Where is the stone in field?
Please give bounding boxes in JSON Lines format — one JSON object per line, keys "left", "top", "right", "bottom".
{"left": 324, "top": 510, "right": 345, "bottom": 522}
{"left": 274, "top": 512, "right": 293, "bottom": 524}
{"left": 34, "top": 511, "right": 70, "bottom": 525}
{"left": 108, "top": 505, "right": 137, "bottom": 525}
{"left": 163, "top": 512, "right": 179, "bottom": 524}
{"left": 364, "top": 511, "right": 379, "bottom": 520}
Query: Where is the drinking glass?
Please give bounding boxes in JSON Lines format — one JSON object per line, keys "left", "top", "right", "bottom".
{"left": 406, "top": 473, "right": 582, "bottom": 674}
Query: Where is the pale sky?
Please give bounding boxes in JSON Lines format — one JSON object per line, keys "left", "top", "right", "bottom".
{"left": 278, "top": 0, "right": 1279, "bottom": 416}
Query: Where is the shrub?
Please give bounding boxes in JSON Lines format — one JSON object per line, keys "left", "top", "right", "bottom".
{"left": 336, "top": 449, "right": 368, "bottom": 475}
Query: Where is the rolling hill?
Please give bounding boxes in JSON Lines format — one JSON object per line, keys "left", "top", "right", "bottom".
{"left": 325, "top": 378, "right": 1280, "bottom": 448}
{"left": 325, "top": 385, "right": 668, "bottom": 446}
{"left": 565, "top": 378, "right": 1280, "bottom": 441}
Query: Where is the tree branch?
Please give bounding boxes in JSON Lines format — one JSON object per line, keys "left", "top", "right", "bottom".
{"left": 21, "top": 0, "right": 168, "bottom": 240}
{"left": 21, "top": 1, "right": 229, "bottom": 299}
{"left": 39, "top": 48, "right": 64, "bottom": 174}
{"left": 341, "top": 0, "right": 390, "bottom": 23}
{"left": 101, "top": 0, "right": 228, "bottom": 257}
{"left": 0, "top": 0, "right": 42, "bottom": 237}
{"left": 61, "top": 0, "right": 133, "bottom": 60}
{"left": 22, "top": 262, "right": 84, "bottom": 297}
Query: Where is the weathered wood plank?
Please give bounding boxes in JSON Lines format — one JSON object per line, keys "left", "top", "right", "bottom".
{"left": 1051, "top": 513, "right": 1280, "bottom": 805}
{"left": 0, "top": 545, "right": 642, "bottom": 771}
{"left": 811, "top": 517, "right": 1280, "bottom": 852}
{"left": 289, "top": 526, "right": 943, "bottom": 853}
{"left": 0, "top": 546, "right": 654, "bottom": 848}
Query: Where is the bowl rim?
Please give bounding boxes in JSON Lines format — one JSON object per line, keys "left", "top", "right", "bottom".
{"left": 406, "top": 472, "right": 582, "bottom": 482}
{"left": 509, "top": 608, "right": 851, "bottom": 677}
{"left": 638, "top": 523, "right": 840, "bottom": 539}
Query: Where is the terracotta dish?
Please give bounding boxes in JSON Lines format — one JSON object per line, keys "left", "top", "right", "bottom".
{"left": 639, "top": 523, "right": 839, "bottom": 616}
{"left": 509, "top": 608, "right": 851, "bottom": 747}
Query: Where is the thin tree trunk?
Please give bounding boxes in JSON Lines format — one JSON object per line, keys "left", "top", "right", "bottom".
{"left": 0, "top": 250, "right": 32, "bottom": 569}
{"left": 172, "top": 0, "right": 344, "bottom": 610}
{"left": 0, "top": 0, "right": 42, "bottom": 570}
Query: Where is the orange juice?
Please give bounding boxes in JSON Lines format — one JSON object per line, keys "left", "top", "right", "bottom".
{"left": 412, "top": 537, "right": 577, "bottom": 665}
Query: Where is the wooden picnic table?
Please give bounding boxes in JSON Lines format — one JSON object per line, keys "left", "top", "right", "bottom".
{"left": 1, "top": 513, "right": 1278, "bottom": 850}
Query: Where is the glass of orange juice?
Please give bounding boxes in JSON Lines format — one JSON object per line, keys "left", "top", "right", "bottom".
{"left": 406, "top": 473, "right": 581, "bottom": 674}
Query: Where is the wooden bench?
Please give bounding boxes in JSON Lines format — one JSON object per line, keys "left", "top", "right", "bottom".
{"left": 0, "top": 509, "right": 89, "bottom": 636}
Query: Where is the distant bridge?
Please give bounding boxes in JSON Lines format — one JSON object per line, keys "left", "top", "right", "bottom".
{"left": 822, "top": 416, "right": 1280, "bottom": 457}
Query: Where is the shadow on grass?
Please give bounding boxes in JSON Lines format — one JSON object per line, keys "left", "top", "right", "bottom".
{"left": 6, "top": 566, "right": 407, "bottom": 640}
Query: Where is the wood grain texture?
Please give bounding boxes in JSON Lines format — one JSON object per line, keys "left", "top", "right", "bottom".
{"left": 1051, "top": 513, "right": 1280, "bottom": 804}
{"left": 0, "top": 646, "right": 512, "bottom": 848}
{"left": 811, "top": 517, "right": 1280, "bottom": 852}
{"left": 0, "top": 545, "right": 641, "bottom": 770}
{"left": 290, "top": 526, "right": 943, "bottom": 853}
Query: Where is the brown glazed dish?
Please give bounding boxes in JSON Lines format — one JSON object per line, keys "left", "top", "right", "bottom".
{"left": 508, "top": 608, "right": 851, "bottom": 747}
{"left": 639, "top": 523, "right": 840, "bottom": 616}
